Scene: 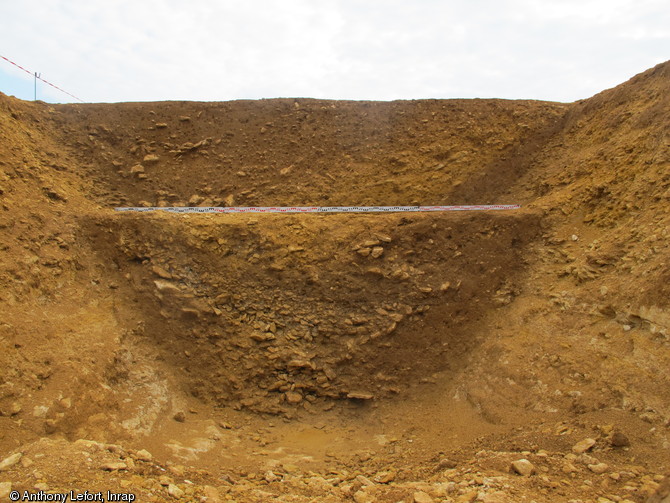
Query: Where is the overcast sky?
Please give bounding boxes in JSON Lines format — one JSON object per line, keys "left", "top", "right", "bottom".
{"left": 1, "top": 0, "right": 668, "bottom": 104}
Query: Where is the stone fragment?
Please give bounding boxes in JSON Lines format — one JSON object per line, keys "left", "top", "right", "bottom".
{"left": 285, "top": 392, "right": 303, "bottom": 404}
{"left": 135, "top": 449, "right": 152, "bottom": 461}
{"left": 250, "top": 332, "right": 275, "bottom": 342}
{"left": 143, "top": 154, "right": 160, "bottom": 164}
{"left": 202, "top": 486, "right": 220, "bottom": 503}
{"left": 0, "top": 402, "right": 21, "bottom": 416}
{"left": 43, "top": 187, "right": 68, "bottom": 201}
{"left": 357, "top": 248, "right": 371, "bottom": 257}
{"left": 347, "top": 391, "right": 374, "bottom": 400}
{"left": 169, "top": 462, "right": 185, "bottom": 475}
{"left": 44, "top": 419, "right": 57, "bottom": 434}
{"left": 0, "top": 453, "right": 22, "bottom": 471}
{"left": 130, "top": 164, "right": 144, "bottom": 176}
{"left": 413, "top": 491, "right": 435, "bottom": 503}
{"left": 264, "top": 471, "right": 281, "bottom": 483}
{"left": 373, "top": 470, "right": 395, "bottom": 483}
{"left": 562, "top": 462, "right": 578, "bottom": 473}
{"left": 74, "top": 439, "right": 103, "bottom": 449}
{"left": 188, "top": 194, "right": 204, "bottom": 206}
{"left": 152, "top": 265, "right": 172, "bottom": 279}
{"left": 371, "top": 247, "right": 384, "bottom": 258}
{"left": 391, "top": 269, "right": 410, "bottom": 280}
{"left": 167, "top": 484, "right": 184, "bottom": 498}
{"left": 200, "top": 486, "right": 221, "bottom": 503}
{"left": 156, "top": 123, "right": 168, "bottom": 129}
{"left": 356, "top": 475, "right": 374, "bottom": 487}
{"left": 353, "top": 490, "right": 375, "bottom": 503}
{"left": 577, "top": 453, "right": 598, "bottom": 465}
{"left": 338, "top": 483, "right": 353, "bottom": 496}
{"left": 287, "top": 359, "right": 313, "bottom": 370}
{"left": 173, "top": 411, "right": 186, "bottom": 423}
{"left": 610, "top": 431, "right": 630, "bottom": 447}
{"left": 510, "top": 459, "right": 536, "bottom": 476}
{"left": 572, "top": 438, "right": 596, "bottom": 454}
{"left": 177, "top": 142, "right": 195, "bottom": 152}
{"left": 154, "top": 280, "right": 181, "bottom": 294}
{"left": 456, "top": 490, "right": 478, "bottom": 503}
{"left": 101, "top": 461, "right": 127, "bottom": 471}
{"left": 33, "top": 405, "right": 49, "bottom": 418}
{"left": 588, "top": 463, "right": 609, "bottom": 474}
{"left": 180, "top": 308, "right": 200, "bottom": 319}
{"left": 437, "top": 458, "right": 458, "bottom": 470}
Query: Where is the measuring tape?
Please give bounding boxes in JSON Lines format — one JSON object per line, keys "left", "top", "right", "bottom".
{"left": 115, "top": 205, "right": 520, "bottom": 213}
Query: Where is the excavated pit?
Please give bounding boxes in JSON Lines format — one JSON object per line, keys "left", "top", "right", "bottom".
{"left": 83, "top": 210, "right": 540, "bottom": 415}
{"left": 57, "top": 92, "right": 558, "bottom": 419}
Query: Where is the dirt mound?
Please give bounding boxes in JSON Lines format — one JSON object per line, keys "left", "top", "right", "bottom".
{"left": 1, "top": 61, "right": 669, "bottom": 502}
{"left": 49, "top": 97, "right": 566, "bottom": 208}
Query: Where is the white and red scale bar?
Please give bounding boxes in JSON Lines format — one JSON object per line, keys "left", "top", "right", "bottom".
{"left": 115, "top": 205, "right": 520, "bottom": 214}
{"left": 0, "top": 54, "right": 84, "bottom": 102}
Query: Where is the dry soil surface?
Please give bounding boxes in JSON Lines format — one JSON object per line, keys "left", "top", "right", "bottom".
{"left": 0, "top": 61, "right": 669, "bottom": 503}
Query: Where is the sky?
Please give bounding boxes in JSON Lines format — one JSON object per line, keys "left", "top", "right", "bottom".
{"left": 0, "top": 0, "right": 668, "bottom": 104}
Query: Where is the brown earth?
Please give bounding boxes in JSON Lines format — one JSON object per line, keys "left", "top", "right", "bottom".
{"left": 0, "top": 61, "right": 669, "bottom": 503}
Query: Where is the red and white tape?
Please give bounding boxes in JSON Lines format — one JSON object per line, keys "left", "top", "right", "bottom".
{"left": 1, "top": 54, "right": 84, "bottom": 102}
{"left": 115, "top": 205, "right": 520, "bottom": 214}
